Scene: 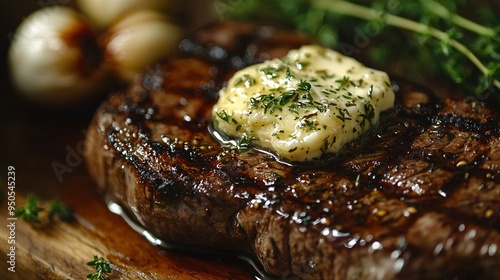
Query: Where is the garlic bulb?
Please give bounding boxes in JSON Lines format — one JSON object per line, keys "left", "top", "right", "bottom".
{"left": 8, "top": 6, "right": 112, "bottom": 106}
{"left": 77, "top": 0, "right": 180, "bottom": 28}
{"left": 103, "top": 10, "right": 184, "bottom": 82}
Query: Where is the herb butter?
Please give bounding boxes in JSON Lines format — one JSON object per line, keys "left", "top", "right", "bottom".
{"left": 212, "top": 45, "right": 395, "bottom": 162}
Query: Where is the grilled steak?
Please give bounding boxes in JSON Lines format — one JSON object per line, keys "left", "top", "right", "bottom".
{"left": 84, "top": 21, "right": 500, "bottom": 279}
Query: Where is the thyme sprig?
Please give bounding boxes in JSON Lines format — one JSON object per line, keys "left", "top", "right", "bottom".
{"left": 15, "top": 193, "right": 73, "bottom": 224}
{"left": 15, "top": 193, "right": 43, "bottom": 223}
{"left": 86, "top": 255, "right": 112, "bottom": 280}
{"left": 228, "top": 0, "right": 500, "bottom": 95}
{"left": 48, "top": 199, "right": 74, "bottom": 222}
{"left": 311, "top": 0, "right": 500, "bottom": 91}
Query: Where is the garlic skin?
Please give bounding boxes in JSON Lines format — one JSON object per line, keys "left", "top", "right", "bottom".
{"left": 103, "top": 10, "right": 184, "bottom": 82}
{"left": 77, "top": 0, "right": 180, "bottom": 28}
{"left": 8, "top": 6, "right": 112, "bottom": 106}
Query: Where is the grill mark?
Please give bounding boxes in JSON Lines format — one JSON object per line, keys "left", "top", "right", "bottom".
{"left": 433, "top": 114, "right": 500, "bottom": 136}
{"left": 87, "top": 22, "right": 500, "bottom": 279}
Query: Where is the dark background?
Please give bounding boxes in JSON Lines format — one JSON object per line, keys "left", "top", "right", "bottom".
{"left": 0, "top": 1, "right": 217, "bottom": 198}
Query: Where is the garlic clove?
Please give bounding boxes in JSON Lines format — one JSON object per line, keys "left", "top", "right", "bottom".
{"left": 8, "top": 6, "right": 113, "bottom": 106}
{"left": 76, "top": 0, "right": 180, "bottom": 28}
{"left": 103, "top": 10, "right": 184, "bottom": 82}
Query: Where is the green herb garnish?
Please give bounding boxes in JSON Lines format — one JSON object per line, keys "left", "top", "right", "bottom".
{"left": 335, "top": 76, "right": 351, "bottom": 90}
{"left": 216, "top": 110, "right": 238, "bottom": 125}
{"left": 356, "top": 102, "right": 376, "bottom": 128}
{"left": 237, "top": 134, "right": 259, "bottom": 151}
{"left": 228, "top": 0, "right": 500, "bottom": 95}
{"left": 297, "top": 80, "right": 312, "bottom": 92}
{"left": 15, "top": 193, "right": 43, "bottom": 223}
{"left": 15, "top": 193, "right": 73, "bottom": 224}
{"left": 87, "top": 255, "right": 112, "bottom": 280}
{"left": 336, "top": 107, "right": 352, "bottom": 122}
{"left": 260, "top": 65, "right": 285, "bottom": 78}
{"left": 234, "top": 74, "right": 256, "bottom": 87}
{"left": 48, "top": 200, "right": 74, "bottom": 222}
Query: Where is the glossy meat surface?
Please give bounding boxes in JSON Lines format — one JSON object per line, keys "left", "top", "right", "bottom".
{"left": 85, "top": 22, "right": 500, "bottom": 279}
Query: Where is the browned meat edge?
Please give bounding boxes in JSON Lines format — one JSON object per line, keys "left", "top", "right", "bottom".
{"left": 85, "top": 21, "right": 500, "bottom": 279}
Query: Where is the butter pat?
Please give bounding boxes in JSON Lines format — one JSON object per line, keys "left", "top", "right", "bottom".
{"left": 212, "top": 45, "right": 395, "bottom": 162}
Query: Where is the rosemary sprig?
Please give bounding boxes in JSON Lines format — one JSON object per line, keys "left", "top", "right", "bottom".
{"left": 87, "top": 255, "right": 112, "bottom": 280}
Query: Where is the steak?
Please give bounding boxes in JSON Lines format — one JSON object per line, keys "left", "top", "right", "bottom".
{"left": 84, "top": 21, "right": 500, "bottom": 279}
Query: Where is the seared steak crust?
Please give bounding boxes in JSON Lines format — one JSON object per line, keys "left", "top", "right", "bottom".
{"left": 85, "top": 22, "right": 500, "bottom": 279}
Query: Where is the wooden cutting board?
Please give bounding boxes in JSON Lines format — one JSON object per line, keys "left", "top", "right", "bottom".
{"left": 0, "top": 89, "right": 256, "bottom": 280}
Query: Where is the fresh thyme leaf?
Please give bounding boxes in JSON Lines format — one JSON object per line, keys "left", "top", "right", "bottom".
{"left": 15, "top": 193, "right": 43, "bottom": 223}
{"left": 279, "top": 90, "right": 297, "bottom": 106}
{"left": 87, "top": 255, "right": 112, "bottom": 280}
{"left": 297, "top": 80, "right": 312, "bottom": 91}
{"left": 335, "top": 76, "right": 351, "bottom": 89}
{"left": 228, "top": 0, "right": 500, "bottom": 96}
{"left": 237, "top": 134, "right": 259, "bottom": 151}
{"left": 285, "top": 66, "right": 292, "bottom": 79}
{"left": 356, "top": 102, "right": 375, "bottom": 128}
{"left": 216, "top": 110, "right": 237, "bottom": 124}
{"left": 15, "top": 193, "right": 74, "bottom": 225}
{"left": 234, "top": 74, "right": 256, "bottom": 87}
{"left": 48, "top": 200, "right": 74, "bottom": 222}
{"left": 260, "top": 65, "right": 284, "bottom": 78}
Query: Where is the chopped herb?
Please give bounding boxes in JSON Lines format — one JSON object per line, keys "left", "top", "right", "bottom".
{"left": 249, "top": 97, "right": 259, "bottom": 109}
{"left": 252, "top": 90, "right": 298, "bottom": 114}
{"left": 297, "top": 80, "right": 312, "bottom": 92}
{"left": 295, "top": 61, "right": 309, "bottom": 70}
{"left": 315, "top": 103, "right": 328, "bottom": 113}
{"left": 237, "top": 134, "right": 259, "bottom": 151}
{"left": 304, "top": 119, "right": 318, "bottom": 131}
{"left": 289, "top": 103, "right": 299, "bottom": 114}
{"left": 335, "top": 76, "right": 351, "bottom": 89}
{"left": 260, "top": 65, "right": 285, "bottom": 79}
{"left": 279, "top": 90, "right": 297, "bottom": 106}
{"left": 285, "top": 66, "right": 292, "bottom": 80}
{"left": 355, "top": 174, "right": 361, "bottom": 187}
{"left": 356, "top": 103, "right": 376, "bottom": 128}
{"left": 345, "top": 101, "right": 357, "bottom": 107}
{"left": 234, "top": 74, "right": 256, "bottom": 88}
{"left": 336, "top": 108, "right": 352, "bottom": 122}
{"left": 15, "top": 193, "right": 74, "bottom": 224}
{"left": 301, "top": 92, "right": 313, "bottom": 103}
{"left": 321, "top": 88, "right": 336, "bottom": 95}
{"left": 321, "top": 137, "right": 330, "bottom": 153}
{"left": 316, "top": 70, "right": 335, "bottom": 81}
{"left": 216, "top": 110, "right": 237, "bottom": 124}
